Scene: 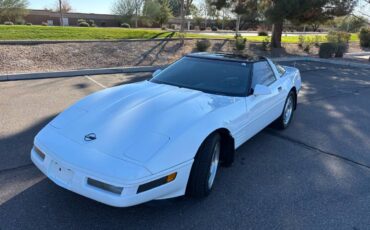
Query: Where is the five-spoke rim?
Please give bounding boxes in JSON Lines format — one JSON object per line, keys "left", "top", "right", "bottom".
{"left": 208, "top": 142, "right": 220, "bottom": 189}
{"left": 283, "top": 96, "right": 293, "bottom": 126}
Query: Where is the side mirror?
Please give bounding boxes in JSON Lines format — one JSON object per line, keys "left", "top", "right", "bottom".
{"left": 253, "top": 84, "right": 272, "bottom": 96}
{"left": 152, "top": 69, "right": 162, "bottom": 77}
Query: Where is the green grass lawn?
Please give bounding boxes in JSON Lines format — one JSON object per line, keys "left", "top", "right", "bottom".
{"left": 0, "top": 25, "right": 360, "bottom": 43}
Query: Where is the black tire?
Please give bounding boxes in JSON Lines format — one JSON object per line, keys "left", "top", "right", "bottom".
{"left": 186, "top": 133, "right": 221, "bottom": 198}
{"left": 275, "top": 91, "right": 296, "bottom": 129}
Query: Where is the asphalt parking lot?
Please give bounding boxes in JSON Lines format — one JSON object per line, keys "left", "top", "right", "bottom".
{"left": 1, "top": 61, "right": 370, "bottom": 229}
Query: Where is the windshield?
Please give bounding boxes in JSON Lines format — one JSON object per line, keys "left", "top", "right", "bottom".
{"left": 150, "top": 57, "right": 252, "bottom": 97}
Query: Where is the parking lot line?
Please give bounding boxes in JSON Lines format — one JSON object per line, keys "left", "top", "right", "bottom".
{"left": 84, "top": 75, "right": 107, "bottom": 89}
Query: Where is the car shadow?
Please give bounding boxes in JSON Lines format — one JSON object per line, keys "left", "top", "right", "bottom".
{"left": 0, "top": 115, "right": 56, "bottom": 172}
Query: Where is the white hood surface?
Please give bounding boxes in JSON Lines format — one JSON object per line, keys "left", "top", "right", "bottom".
{"left": 48, "top": 81, "right": 237, "bottom": 164}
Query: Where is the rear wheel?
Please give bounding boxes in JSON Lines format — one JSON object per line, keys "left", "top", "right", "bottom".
{"left": 275, "top": 91, "right": 295, "bottom": 129}
{"left": 186, "top": 133, "right": 221, "bottom": 198}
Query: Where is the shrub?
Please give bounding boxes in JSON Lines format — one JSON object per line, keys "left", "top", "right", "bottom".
{"left": 359, "top": 28, "right": 370, "bottom": 48}
{"left": 298, "top": 35, "right": 305, "bottom": 48}
{"left": 15, "top": 19, "right": 25, "bottom": 25}
{"left": 26, "top": 22, "right": 32, "bottom": 26}
{"left": 298, "top": 36, "right": 314, "bottom": 53}
{"left": 79, "top": 21, "right": 90, "bottom": 27}
{"left": 88, "top": 19, "right": 96, "bottom": 27}
{"left": 235, "top": 37, "right": 247, "bottom": 51}
{"left": 234, "top": 33, "right": 242, "bottom": 39}
{"left": 4, "top": 21, "right": 14, "bottom": 25}
{"left": 200, "top": 26, "right": 206, "bottom": 31}
{"left": 261, "top": 37, "right": 270, "bottom": 51}
{"left": 326, "top": 31, "right": 350, "bottom": 57}
{"left": 334, "top": 43, "right": 347, "bottom": 57}
{"left": 196, "top": 39, "right": 211, "bottom": 51}
{"left": 258, "top": 30, "right": 268, "bottom": 36}
{"left": 327, "top": 31, "right": 351, "bottom": 44}
{"left": 314, "top": 35, "right": 322, "bottom": 47}
{"left": 211, "top": 26, "right": 218, "bottom": 31}
{"left": 161, "top": 26, "right": 167, "bottom": 30}
{"left": 121, "top": 23, "right": 130, "bottom": 28}
{"left": 319, "top": 43, "right": 336, "bottom": 58}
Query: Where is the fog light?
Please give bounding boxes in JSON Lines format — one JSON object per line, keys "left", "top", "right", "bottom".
{"left": 33, "top": 146, "right": 45, "bottom": 160}
{"left": 87, "top": 178, "right": 123, "bottom": 195}
{"left": 137, "top": 172, "right": 177, "bottom": 194}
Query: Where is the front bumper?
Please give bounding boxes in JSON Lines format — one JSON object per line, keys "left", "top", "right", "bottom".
{"left": 31, "top": 146, "right": 193, "bottom": 207}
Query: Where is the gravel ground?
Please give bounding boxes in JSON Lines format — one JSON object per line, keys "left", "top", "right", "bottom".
{"left": 0, "top": 40, "right": 368, "bottom": 74}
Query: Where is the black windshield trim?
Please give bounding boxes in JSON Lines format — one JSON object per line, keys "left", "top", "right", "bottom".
{"left": 151, "top": 79, "right": 247, "bottom": 97}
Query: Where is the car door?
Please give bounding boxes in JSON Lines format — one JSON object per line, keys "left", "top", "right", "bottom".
{"left": 241, "top": 61, "right": 283, "bottom": 142}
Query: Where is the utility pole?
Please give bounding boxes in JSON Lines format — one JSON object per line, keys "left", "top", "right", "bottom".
{"left": 59, "top": 0, "right": 64, "bottom": 26}
{"left": 180, "top": 0, "right": 185, "bottom": 32}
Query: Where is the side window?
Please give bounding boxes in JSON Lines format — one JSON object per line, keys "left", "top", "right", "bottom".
{"left": 251, "top": 61, "right": 276, "bottom": 88}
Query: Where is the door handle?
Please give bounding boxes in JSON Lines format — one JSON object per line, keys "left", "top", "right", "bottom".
{"left": 278, "top": 86, "right": 283, "bottom": 92}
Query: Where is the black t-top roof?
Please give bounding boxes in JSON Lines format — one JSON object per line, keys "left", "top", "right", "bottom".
{"left": 186, "top": 52, "right": 266, "bottom": 63}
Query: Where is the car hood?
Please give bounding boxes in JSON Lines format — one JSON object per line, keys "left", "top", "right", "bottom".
{"left": 49, "top": 81, "right": 237, "bottom": 164}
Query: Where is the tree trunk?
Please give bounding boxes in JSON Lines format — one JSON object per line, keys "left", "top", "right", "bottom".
{"left": 271, "top": 21, "right": 283, "bottom": 48}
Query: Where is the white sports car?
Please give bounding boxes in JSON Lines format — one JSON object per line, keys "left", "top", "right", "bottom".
{"left": 31, "top": 53, "right": 301, "bottom": 207}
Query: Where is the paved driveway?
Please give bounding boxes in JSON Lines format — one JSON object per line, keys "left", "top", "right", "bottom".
{"left": 0, "top": 62, "right": 370, "bottom": 229}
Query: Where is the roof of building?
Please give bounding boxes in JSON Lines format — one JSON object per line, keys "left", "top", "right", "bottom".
{"left": 27, "top": 9, "right": 120, "bottom": 20}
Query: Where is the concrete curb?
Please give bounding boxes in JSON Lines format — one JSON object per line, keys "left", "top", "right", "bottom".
{"left": 0, "top": 38, "right": 229, "bottom": 45}
{"left": 1, "top": 56, "right": 369, "bottom": 82}
{"left": 0, "top": 65, "right": 165, "bottom": 81}
{"left": 272, "top": 56, "right": 370, "bottom": 69}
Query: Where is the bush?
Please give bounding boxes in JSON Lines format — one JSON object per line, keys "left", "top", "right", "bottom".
{"left": 121, "top": 23, "right": 130, "bottom": 28}
{"left": 258, "top": 30, "right": 268, "bottom": 36}
{"left": 326, "top": 31, "right": 350, "bottom": 57}
{"left": 298, "top": 35, "right": 305, "bottom": 48}
{"left": 297, "top": 36, "right": 314, "bottom": 53}
{"left": 161, "top": 26, "right": 167, "bottom": 30}
{"left": 359, "top": 28, "right": 370, "bottom": 48}
{"left": 26, "top": 23, "right": 32, "bottom": 26}
{"left": 15, "top": 19, "right": 25, "bottom": 25}
{"left": 3, "top": 21, "right": 14, "bottom": 25}
{"left": 211, "top": 26, "right": 218, "bottom": 31}
{"left": 79, "top": 21, "right": 90, "bottom": 27}
{"left": 334, "top": 43, "right": 347, "bottom": 57}
{"left": 327, "top": 31, "right": 351, "bottom": 44}
{"left": 196, "top": 39, "right": 211, "bottom": 51}
{"left": 88, "top": 19, "right": 96, "bottom": 27}
{"left": 261, "top": 37, "right": 270, "bottom": 51}
{"left": 234, "top": 33, "right": 242, "bottom": 39}
{"left": 319, "top": 43, "right": 336, "bottom": 58}
{"left": 235, "top": 37, "right": 246, "bottom": 51}
{"left": 314, "top": 35, "right": 322, "bottom": 47}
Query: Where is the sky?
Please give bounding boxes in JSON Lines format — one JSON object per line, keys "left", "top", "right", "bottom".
{"left": 28, "top": 0, "right": 370, "bottom": 19}
{"left": 28, "top": 0, "right": 116, "bottom": 14}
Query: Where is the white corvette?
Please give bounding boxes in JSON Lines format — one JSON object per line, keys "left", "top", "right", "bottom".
{"left": 31, "top": 53, "right": 301, "bottom": 207}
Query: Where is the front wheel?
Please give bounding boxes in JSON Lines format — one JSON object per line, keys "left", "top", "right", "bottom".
{"left": 186, "top": 133, "right": 221, "bottom": 198}
{"left": 275, "top": 91, "right": 295, "bottom": 129}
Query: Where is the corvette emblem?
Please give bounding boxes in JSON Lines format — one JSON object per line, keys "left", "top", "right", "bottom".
{"left": 84, "top": 133, "right": 97, "bottom": 141}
